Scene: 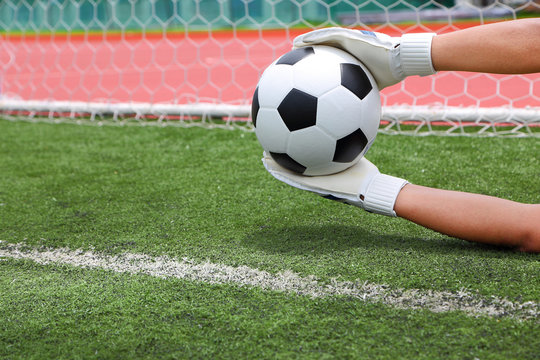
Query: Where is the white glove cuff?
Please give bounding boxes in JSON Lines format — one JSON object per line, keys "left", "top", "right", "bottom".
{"left": 400, "top": 33, "right": 436, "bottom": 77}
{"left": 363, "top": 174, "right": 409, "bottom": 217}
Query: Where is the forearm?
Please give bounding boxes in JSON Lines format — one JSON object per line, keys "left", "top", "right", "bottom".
{"left": 394, "top": 184, "right": 540, "bottom": 252}
{"left": 431, "top": 19, "right": 540, "bottom": 74}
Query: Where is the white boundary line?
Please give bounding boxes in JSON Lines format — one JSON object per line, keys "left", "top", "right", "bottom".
{"left": 0, "top": 241, "right": 538, "bottom": 321}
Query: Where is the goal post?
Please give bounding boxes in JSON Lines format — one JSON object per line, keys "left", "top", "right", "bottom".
{"left": 0, "top": 0, "right": 539, "bottom": 136}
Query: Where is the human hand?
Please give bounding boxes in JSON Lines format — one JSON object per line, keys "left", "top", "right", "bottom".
{"left": 293, "top": 27, "right": 436, "bottom": 89}
{"left": 262, "top": 152, "right": 408, "bottom": 217}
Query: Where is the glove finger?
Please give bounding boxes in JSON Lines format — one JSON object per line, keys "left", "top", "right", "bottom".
{"left": 293, "top": 27, "right": 393, "bottom": 49}
{"left": 262, "top": 153, "right": 330, "bottom": 197}
{"left": 293, "top": 27, "right": 348, "bottom": 46}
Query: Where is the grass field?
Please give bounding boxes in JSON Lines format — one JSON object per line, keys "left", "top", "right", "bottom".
{"left": 0, "top": 119, "right": 539, "bottom": 359}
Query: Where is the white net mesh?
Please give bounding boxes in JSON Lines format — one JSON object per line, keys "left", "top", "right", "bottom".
{"left": 0, "top": 0, "right": 539, "bottom": 136}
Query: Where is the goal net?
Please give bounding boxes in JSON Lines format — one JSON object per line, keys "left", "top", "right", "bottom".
{"left": 0, "top": 0, "right": 538, "bottom": 136}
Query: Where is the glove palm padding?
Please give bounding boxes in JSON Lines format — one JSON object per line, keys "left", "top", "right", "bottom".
{"left": 263, "top": 153, "right": 408, "bottom": 217}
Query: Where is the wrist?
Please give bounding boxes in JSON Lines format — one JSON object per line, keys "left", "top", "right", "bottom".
{"left": 397, "top": 33, "right": 436, "bottom": 78}
{"left": 362, "top": 174, "right": 409, "bottom": 217}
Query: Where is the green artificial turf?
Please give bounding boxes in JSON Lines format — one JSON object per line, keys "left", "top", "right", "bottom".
{"left": 0, "top": 119, "right": 538, "bottom": 358}
{"left": 0, "top": 259, "right": 538, "bottom": 360}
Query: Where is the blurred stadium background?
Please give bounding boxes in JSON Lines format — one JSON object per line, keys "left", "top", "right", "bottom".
{"left": 0, "top": 0, "right": 539, "bottom": 135}
{"left": 0, "top": 0, "right": 535, "bottom": 31}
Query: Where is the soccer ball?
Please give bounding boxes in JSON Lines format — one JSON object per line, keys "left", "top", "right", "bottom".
{"left": 252, "top": 45, "right": 381, "bottom": 176}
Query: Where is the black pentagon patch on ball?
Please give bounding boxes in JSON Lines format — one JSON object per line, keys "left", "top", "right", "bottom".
{"left": 278, "top": 89, "right": 318, "bottom": 132}
{"left": 270, "top": 152, "right": 306, "bottom": 174}
{"left": 340, "top": 63, "right": 373, "bottom": 100}
{"left": 276, "top": 47, "right": 315, "bottom": 65}
{"left": 333, "top": 128, "right": 368, "bottom": 163}
{"left": 251, "top": 87, "right": 260, "bottom": 127}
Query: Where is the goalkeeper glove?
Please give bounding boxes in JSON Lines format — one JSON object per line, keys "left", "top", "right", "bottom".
{"left": 293, "top": 28, "right": 436, "bottom": 89}
{"left": 262, "top": 153, "right": 408, "bottom": 217}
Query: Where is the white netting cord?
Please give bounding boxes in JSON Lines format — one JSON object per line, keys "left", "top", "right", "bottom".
{"left": 2, "top": 98, "right": 537, "bottom": 137}
{"left": 0, "top": 0, "right": 538, "bottom": 136}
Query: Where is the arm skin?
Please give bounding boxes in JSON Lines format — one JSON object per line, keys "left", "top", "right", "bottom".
{"left": 431, "top": 19, "right": 540, "bottom": 74}
{"left": 394, "top": 184, "right": 540, "bottom": 252}
{"left": 401, "top": 20, "right": 540, "bottom": 251}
